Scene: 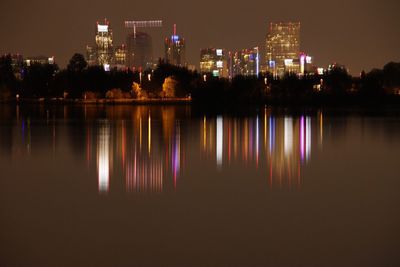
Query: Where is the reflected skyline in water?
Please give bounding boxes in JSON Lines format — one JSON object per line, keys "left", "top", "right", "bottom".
{"left": 2, "top": 105, "right": 400, "bottom": 194}
{"left": 0, "top": 105, "right": 325, "bottom": 193}
{"left": 1, "top": 105, "right": 400, "bottom": 267}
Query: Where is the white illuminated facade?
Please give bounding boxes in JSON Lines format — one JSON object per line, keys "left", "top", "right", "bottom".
{"left": 86, "top": 19, "right": 114, "bottom": 68}
{"left": 86, "top": 19, "right": 130, "bottom": 70}
{"left": 95, "top": 20, "right": 114, "bottom": 66}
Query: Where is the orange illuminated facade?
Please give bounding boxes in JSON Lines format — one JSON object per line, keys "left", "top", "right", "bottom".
{"left": 266, "top": 22, "right": 301, "bottom": 77}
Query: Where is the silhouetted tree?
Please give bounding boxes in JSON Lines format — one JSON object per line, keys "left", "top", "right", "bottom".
{"left": 323, "top": 66, "right": 352, "bottom": 96}
{"left": 22, "top": 63, "right": 59, "bottom": 97}
{"left": 230, "top": 75, "right": 265, "bottom": 103}
{"left": 152, "top": 62, "right": 198, "bottom": 97}
{"left": 0, "top": 55, "right": 17, "bottom": 99}
{"left": 53, "top": 69, "right": 69, "bottom": 98}
{"left": 83, "top": 66, "right": 107, "bottom": 96}
{"left": 67, "top": 53, "right": 87, "bottom": 72}
{"left": 359, "top": 69, "right": 385, "bottom": 98}
{"left": 383, "top": 62, "right": 400, "bottom": 90}
{"left": 192, "top": 76, "right": 229, "bottom": 104}
{"left": 66, "top": 53, "right": 88, "bottom": 98}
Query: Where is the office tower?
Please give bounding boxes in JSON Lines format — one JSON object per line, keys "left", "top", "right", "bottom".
{"left": 299, "top": 53, "right": 316, "bottom": 75}
{"left": 200, "top": 48, "right": 228, "bottom": 78}
{"left": 95, "top": 19, "right": 114, "bottom": 66}
{"left": 86, "top": 45, "right": 97, "bottom": 66}
{"left": 8, "top": 54, "right": 24, "bottom": 80}
{"left": 266, "top": 22, "right": 300, "bottom": 77}
{"left": 114, "top": 45, "right": 127, "bottom": 68}
{"left": 24, "top": 56, "right": 55, "bottom": 66}
{"left": 232, "top": 47, "right": 260, "bottom": 77}
{"left": 126, "top": 32, "right": 153, "bottom": 71}
{"left": 164, "top": 24, "right": 186, "bottom": 66}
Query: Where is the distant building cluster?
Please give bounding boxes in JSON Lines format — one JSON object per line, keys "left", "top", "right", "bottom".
{"left": 86, "top": 19, "right": 121, "bottom": 71}
{"left": 4, "top": 20, "right": 333, "bottom": 78}
{"left": 85, "top": 19, "right": 186, "bottom": 72}
{"left": 200, "top": 22, "right": 319, "bottom": 78}
{"left": 197, "top": 22, "right": 320, "bottom": 78}
{"left": 82, "top": 19, "right": 324, "bottom": 77}
{"left": 2, "top": 54, "right": 56, "bottom": 80}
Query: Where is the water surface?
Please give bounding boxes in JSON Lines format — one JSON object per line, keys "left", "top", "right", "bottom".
{"left": 0, "top": 105, "right": 399, "bottom": 266}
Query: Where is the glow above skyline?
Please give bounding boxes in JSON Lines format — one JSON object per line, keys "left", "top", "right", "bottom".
{"left": 1, "top": 0, "right": 398, "bottom": 75}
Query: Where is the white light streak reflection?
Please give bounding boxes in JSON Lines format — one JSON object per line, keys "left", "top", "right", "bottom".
{"left": 306, "top": 117, "right": 311, "bottom": 161}
{"left": 284, "top": 117, "right": 293, "bottom": 156}
{"left": 216, "top": 116, "right": 223, "bottom": 167}
{"left": 98, "top": 122, "right": 110, "bottom": 193}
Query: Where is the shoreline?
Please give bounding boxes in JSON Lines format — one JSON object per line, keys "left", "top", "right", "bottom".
{"left": 0, "top": 98, "right": 192, "bottom": 105}
{"left": 1, "top": 96, "right": 400, "bottom": 110}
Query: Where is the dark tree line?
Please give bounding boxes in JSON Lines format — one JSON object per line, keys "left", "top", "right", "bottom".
{"left": 0, "top": 55, "right": 18, "bottom": 99}
{"left": 1, "top": 53, "right": 400, "bottom": 105}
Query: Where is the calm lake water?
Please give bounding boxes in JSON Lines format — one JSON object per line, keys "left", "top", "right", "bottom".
{"left": 0, "top": 104, "right": 399, "bottom": 266}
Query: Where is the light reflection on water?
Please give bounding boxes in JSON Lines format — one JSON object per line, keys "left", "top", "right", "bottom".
{"left": 1, "top": 105, "right": 400, "bottom": 266}
{"left": 92, "top": 109, "right": 317, "bottom": 193}
{"left": 0, "top": 105, "right": 322, "bottom": 193}
{"left": 97, "top": 121, "right": 109, "bottom": 193}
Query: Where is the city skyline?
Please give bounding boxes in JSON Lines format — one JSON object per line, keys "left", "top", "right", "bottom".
{"left": 1, "top": 0, "right": 399, "bottom": 75}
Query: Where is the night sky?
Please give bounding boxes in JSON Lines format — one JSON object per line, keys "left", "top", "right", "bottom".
{"left": 1, "top": 0, "right": 399, "bottom": 74}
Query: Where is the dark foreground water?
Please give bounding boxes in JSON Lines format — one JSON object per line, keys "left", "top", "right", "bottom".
{"left": 0, "top": 105, "right": 399, "bottom": 267}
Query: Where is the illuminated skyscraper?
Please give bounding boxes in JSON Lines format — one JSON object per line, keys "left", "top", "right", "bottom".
{"left": 232, "top": 47, "right": 260, "bottom": 77}
{"left": 95, "top": 19, "right": 114, "bottom": 66}
{"left": 200, "top": 48, "right": 228, "bottom": 78}
{"left": 126, "top": 32, "right": 153, "bottom": 71}
{"left": 266, "top": 22, "right": 300, "bottom": 77}
{"left": 86, "top": 45, "right": 97, "bottom": 66}
{"left": 114, "top": 44, "right": 127, "bottom": 69}
{"left": 165, "top": 24, "right": 186, "bottom": 67}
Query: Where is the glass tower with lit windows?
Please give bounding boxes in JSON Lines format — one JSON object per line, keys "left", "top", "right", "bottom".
{"left": 232, "top": 47, "right": 260, "bottom": 77}
{"left": 114, "top": 45, "right": 127, "bottom": 68}
{"left": 95, "top": 20, "right": 114, "bottom": 66}
{"left": 200, "top": 48, "right": 228, "bottom": 78}
{"left": 164, "top": 26, "right": 186, "bottom": 67}
{"left": 266, "top": 22, "right": 300, "bottom": 77}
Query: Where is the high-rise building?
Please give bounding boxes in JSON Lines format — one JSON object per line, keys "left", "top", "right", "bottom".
{"left": 299, "top": 53, "right": 316, "bottom": 75}
{"left": 114, "top": 45, "right": 127, "bottom": 69}
{"left": 200, "top": 48, "right": 228, "bottom": 78}
{"left": 9, "top": 54, "right": 24, "bottom": 80}
{"left": 95, "top": 20, "right": 114, "bottom": 66}
{"left": 232, "top": 47, "right": 260, "bottom": 77}
{"left": 266, "top": 22, "right": 300, "bottom": 77}
{"left": 126, "top": 32, "right": 153, "bottom": 71}
{"left": 24, "top": 56, "right": 55, "bottom": 66}
{"left": 164, "top": 24, "right": 186, "bottom": 67}
{"left": 86, "top": 45, "right": 97, "bottom": 66}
